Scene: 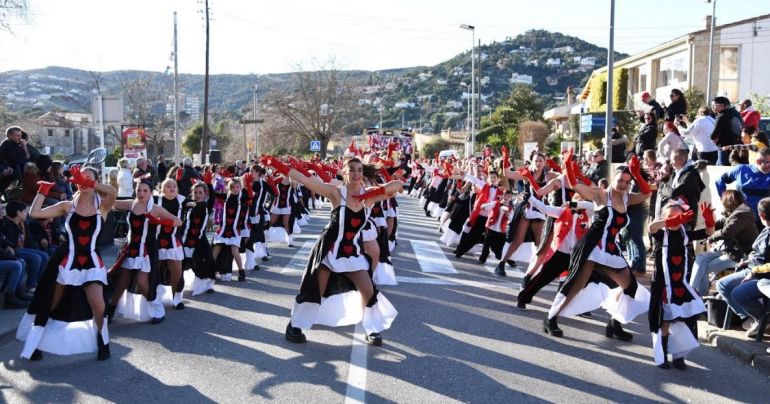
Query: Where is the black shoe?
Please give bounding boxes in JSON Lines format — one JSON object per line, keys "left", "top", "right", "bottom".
{"left": 285, "top": 323, "right": 307, "bottom": 343}
{"left": 506, "top": 260, "right": 517, "bottom": 269}
{"left": 494, "top": 262, "right": 507, "bottom": 277}
{"left": 521, "top": 274, "right": 531, "bottom": 290}
{"left": 478, "top": 255, "right": 487, "bottom": 265}
{"left": 30, "top": 349, "right": 43, "bottom": 361}
{"left": 174, "top": 302, "right": 185, "bottom": 310}
{"left": 365, "top": 333, "right": 383, "bottom": 346}
{"left": 106, "top": 305, "right": 117, "bottom": 324}
{"left": 97, "top": 334, "right": 110, "bottom": 361}
{"left": 254, "top": 264, "right": 261, "bottom": 271}
{"left": 238, "top": 270, "right": 246, "bottom": 282}
{"left": 516, "top": 300, "right": 527, "bottom": 310}
{"left": 672, "top": 357, "right": 686, "bottom": 370}
{"left": 4, "top": 293, "right": 29, "bottom": 309}
{"left": 425, "top": 212, "right": 431, "bottom": 217}
{"left": 150, "top": 316, "right": 165, "bottom": 325}
{"left": 206, "top": 288, "right": 215, "bottom": 294}
{"left": 262, "top": 256, "right": 270, "bottom": 262}
{"left": 605, "top": 318, "right": 633, "bottom": 342}
{"left": 577, "top": 312, "right": 593, "bottom": 319}
{"left": 658, "top": 360, "right": 670, "bottom": 369}
{"left": 543, "top": 316, "right": 563, "bottom": 337}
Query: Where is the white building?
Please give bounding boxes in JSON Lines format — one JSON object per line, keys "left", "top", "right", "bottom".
{"left": 446, "top": 100, "right": 463, "bottom": 109}
{"left": 555, "top": 46, "right": 575, "bottom": 53}
{"left": 384, "top": 82, "right": 397, "bottom": 91}
{"left": 358, "top": 99, "right": 372, "bottom": 106}
{"left": 436, "top": 79, "right": 448, "bottom": 85}
{"left": 580, "top": 57, "right": 597, "bottom": 67}
{"left": 394, "top": 101, "right": 415, "bottom": 109}
{"left": 510, "top": 73, "right": 533, "bottom": 85}
{"left": 480, "top": 76, "right": 490, "bottom": 86}
{"left": 546, "top": 58, "right": 562, "bottom": 66}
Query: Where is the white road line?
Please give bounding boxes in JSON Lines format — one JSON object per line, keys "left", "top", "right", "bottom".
{"left": 281, "top": 240, "right": 316, "bottom": 273}
{"left": 410, "top": 240, "right": 457, "bottom": 273}
{"left": 344, "top": 323, "right": 368, "bottom": 404}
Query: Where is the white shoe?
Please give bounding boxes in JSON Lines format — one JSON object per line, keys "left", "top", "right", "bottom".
{"left": 222, "top": 273, "right": 232, "bottom": 282}
{"left": 742, "top": 318, "right": 756, "bottom": 331}
{"left": 172, "top": 292, "right": 183, "bottom": 306}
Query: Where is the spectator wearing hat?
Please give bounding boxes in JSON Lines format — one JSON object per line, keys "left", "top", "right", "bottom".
{"left": 710, "top": 96, "right": 744, "bottom": 166}
{"left": 640, "top": 92, "right": 664, "bottom": 123}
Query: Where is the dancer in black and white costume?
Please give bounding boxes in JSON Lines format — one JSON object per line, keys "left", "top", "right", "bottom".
{"left": 544, "top": 154, "right": 652, "bottom": 339}
{"left": 212, "top": 177, "right": 247, "bottom": 282}
{"left": 182, "top": 182, "right": 216, "bottom": 296}
{"left": 18, "top": 167, "right": 116, "bottom": 361}
{"left": 267, "top": 157, "right": 402, "bottom": 346}
{"left": 155, "top": 178, "right": 188, "bottom": 310}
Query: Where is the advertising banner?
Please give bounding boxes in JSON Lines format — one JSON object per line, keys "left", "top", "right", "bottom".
{"left": 122, "top": 125, "right": 147, "bottom": 159}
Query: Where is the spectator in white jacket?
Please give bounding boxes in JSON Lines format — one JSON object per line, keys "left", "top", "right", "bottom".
{"left": 116, "top": 158, "right": 134, "bottom": 198}
{"left": 657, "top": 121, "right": 687, "bottom": 162}
{"left": 678, "top": 107, "right": 718, "bottom": 164}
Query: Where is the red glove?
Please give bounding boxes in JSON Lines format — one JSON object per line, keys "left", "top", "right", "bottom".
{"left": 313, "top": 164, "right": 333, "bottom": 183}
{"left": 665, "top": 210, "right": 695, "bottom": 228}
{"left": 387, "top": 142, "right": 398, "bottom": 160}
{"left": 266, "top": 177, "right": 280, "bottom": 195}
{"left": 289, "top": 159, "right": 311, "bottom": 177}
{"left": 572, "top": 160, "right": 592, "bottom": 185}
{"left": 563, "top": 149, "right": 577, "bottom": 187}
{"left": 264, "top": 156, "right": 291, "bottom": 175}
{"left": 37, "top": 181, "right": 55, "bottom": 196}
{"left": 628, "top": 155, "right": 651, "bottom": 194}
{"left": 243, "top": 173, "right": 254, "bottom": 199}
{"left": 379, "top": 167, "right": 393, "bottom": 182}
{"left": 700, "top": 202, "right": 716, "bottom": 228}
{"left": 517, "top": 167, "right": 541, "bottom": 192}
{"left": 545, "top": 158, "right": 562, "bottom": 173}
{"left": 381, "top": 159, "right": 395, "bottom": 168}
{"left": 442, "top": 162, "right": 454, "bottom": 176}
{"left": 147, "top": 214, "right": 175, "bottom": 227}
{"left": 68, "top": 165, "right": 96, "bottom": 189}
{"left": 203, "top": 171, "right": 213, "bottom": 185}
{"left": 352, "top": 186, "right": 386, "bottom": 200}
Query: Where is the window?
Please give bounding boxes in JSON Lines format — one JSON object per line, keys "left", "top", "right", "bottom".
{"left": 657, "top": 51, "right": 688, "bottom": 87}
{"left": 718, "top": 46, "right": 739, "bottom": 102}
{"left": 638, "top": 65, "right": 648, "bottom": 92}
{"left": 64, "top": 129, "right": 70, "bottom": 137}
{"left": 47, "top": 129, "right": 53, "bottom": 137}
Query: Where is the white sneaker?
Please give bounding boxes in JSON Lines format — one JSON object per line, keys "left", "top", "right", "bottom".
{"left": 742, "top": 318, "right": 756, "bottom": 331}
{"left": 747, "top": 322, "right": 761, "bottom": 338}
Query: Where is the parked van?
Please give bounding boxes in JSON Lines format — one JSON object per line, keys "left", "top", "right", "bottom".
{"left": 438, "top": 149, "right": 460, "bottom": 159}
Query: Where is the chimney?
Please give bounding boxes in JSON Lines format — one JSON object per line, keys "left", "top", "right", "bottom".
{"left": 705, "top": 15, "right": 712, "bottom": 31}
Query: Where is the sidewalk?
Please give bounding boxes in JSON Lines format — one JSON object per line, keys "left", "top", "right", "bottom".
{"left": 0, "top": 243, "right": 121, "bottom": 345}
{"left": 698, "top": 320, "right": 770, "bottom": 376}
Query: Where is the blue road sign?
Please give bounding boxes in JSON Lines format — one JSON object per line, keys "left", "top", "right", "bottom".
{"left": 310, "top": 140, "right": 321, "bottom": 151}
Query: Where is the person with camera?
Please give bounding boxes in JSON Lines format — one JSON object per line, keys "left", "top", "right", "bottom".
{"left": 664, "top": 89, "right": 687, "bottom": 122}
{"left": 634, "top": 112, "right": 659, "bottom": 157}
{"left": 677, "top": 107, "right": 718, "bottom": 165}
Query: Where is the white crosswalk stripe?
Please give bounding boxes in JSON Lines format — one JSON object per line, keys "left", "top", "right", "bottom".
{"left": 281, "top": 240, "right": 316, "bottom": 273}
{"left": 409, "top": 240, "right": 458, "bottom": 273}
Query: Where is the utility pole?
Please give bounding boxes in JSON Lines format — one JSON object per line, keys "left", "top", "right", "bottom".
{"left": 173, "top": 11, "right": 180, "bottom": 165}
{"left": 478, "top": 38, "right": 482, "bottom": 130}
{"left": 200, "top": 0, "right": 211, "bottom": 162}
{"left": 604, "top": 0, "right": 615, "bottom": 166}
{"left": 253, "top": 84, "right": 259, "bottom": 158}
{"left": 705, "top": 0, "right": 717, "bottom": 103}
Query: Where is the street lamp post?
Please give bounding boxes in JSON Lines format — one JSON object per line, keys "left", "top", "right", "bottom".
{"left": 460, "top": 24, "right": 475, "bottom": 156}
{"left": 460, "top": 82, "right": 470, "bottom": 132}
{"left": 705, "top": 0, "right": 717, "bottom": 103}
{"left": 604, "top": 0, "right": 616, "bottom": 166}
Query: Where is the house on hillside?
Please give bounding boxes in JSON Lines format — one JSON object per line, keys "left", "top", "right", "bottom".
{"left": 394, "top": 101, "right": 415, "bottom": 109}
{"left": 436, "top": 79, "right": 448, "bottom": 85}
{"left": 546, "top": 58, "right": 562, "bottom": 66}
{"left": 510, "top": 73, "right": 533, "bottom": 85}
{"left": 580, "top": 13, "right": 770, "bottom": 111}
{"left": 418, "top": 72, "right": 432, "bottom": 81}
{"left": 480, "top": 76, "right": 490, "bottom": 86}
{"left": 452, "top": 67, "right": 464, "bottom": 77}
{"left": 555, "top": 46, "right": 575, "bottom": 53}
{"left": 446, "top": 100, "right": 463, "bottom": 109}
{"left": 34, "top": 111, "right": 101, "bottom": 156}
{"left": 579, "top": 57, "right": 597, "bottom": 67}
{"left": 384, "top": 82, "right": 397, "bottom": 91}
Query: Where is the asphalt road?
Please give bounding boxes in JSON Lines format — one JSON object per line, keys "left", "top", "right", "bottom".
{"left": 0, "top": 195, "right": 768, "bottom": 403}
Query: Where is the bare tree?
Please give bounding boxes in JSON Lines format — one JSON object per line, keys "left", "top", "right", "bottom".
{"left": 262, "top": 59, "right": 360, "bottom": 158}
{"left": 119, "top": 74, "right": 169, "bottom": 158}
{"left": 0, "top": 0, "right": 29, "bottom": 32}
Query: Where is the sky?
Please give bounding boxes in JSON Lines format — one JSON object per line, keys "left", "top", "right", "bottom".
{"left": 0, "top": 0, "right": 768, "bottom": 75}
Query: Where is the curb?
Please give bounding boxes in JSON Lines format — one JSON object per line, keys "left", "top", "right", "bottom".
{"left": 698, "top": 320, "right": 770, "bottom": 376}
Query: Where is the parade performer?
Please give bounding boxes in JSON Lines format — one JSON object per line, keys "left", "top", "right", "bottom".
{"left": 516, "top": 195, "right": 593, "bottom": 310}
{"left": 212, "top": 177, "right": 247, "bottom": 281}
{"left": 266, "top": 157, "right": 401, "bottom": 346}
{"left": 268, "top": 171, "right": 295, "bottom": 247}
{"left": 18, "top": 167, "right": 116, "bottom": 361}
{"left": 479, "top": 190, "right": 514, "bottom": 264}
{"left": 454, "top": 170, "right": 501, "bottom": 258}
{"left": 182, "top": 182, "right": 216, "bottom": 295}
{"left": 155, "top": 178, "right": 187, "bottom": 310}
{"left": 545, "top": 154, "right": 652, "bottom": 339}
{"left": 108, "top": 180, "right": 182, "bottom": 324}
{"left": 496, "top": 152, "right": 559, "bottom": 276}
{"left": 648, "top": 201, "right": 714, "bottom": 369}
{"left": 242, "top": 165, "right": 271, "bottom": 271}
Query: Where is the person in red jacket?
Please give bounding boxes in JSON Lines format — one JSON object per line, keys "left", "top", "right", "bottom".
{"left": 739, "top": 99, "right": 761, "bottom": 131}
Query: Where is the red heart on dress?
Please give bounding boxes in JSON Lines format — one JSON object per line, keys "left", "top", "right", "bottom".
{"left": 673, "top": 287, "right": 686, "bottom": 298}
{"left": 187, "top": 239, "right": 196, "bottom": 246}
{"left": 227, "top": 218, "right": 234, "bottom": 225}
{"left": 132, "top": 235, "right": 141, "bottom": 243}
{"left": 342, "top": 245, "right": 354, "bottom": 255}
{"left": 610, "top": 227, "right": 619, "bottom": 237}
{"left": 615, "top": 216, "right": 625, "bottom": 225}
{"left": 345, "top": 231, "right": 355, "bottom": 240}
{"left": 191, "top": 229, "right": 199, "bottom": 236}
{"left": 350, "top": 218, "right": 362, "bottom": 228}
{"left": 163, "top": 226, "right": 174, "bottom": 234}
{"left": 159, "top": 239, "right": 169, "bottom": 248}
{"left": 372, "top": 207, "right": 381, "bottom": 214}
{"left": 671, "top": 272, "right": 683, "bottom": 282}
{"left": 671, "top": 255, "right": 682, "bottom": 266}
{"left": 224, "top": 231, "right": 233, "bottom": 237}
{"left": 132, "top": 219, "right": 142, "bottom": 228}
{"left": 227, "top": 208, "right": 235, "bottom": 215}
{"left": 78, "top": 220, "right": 90, "bottom": 230}
{"left": 77, "top": 255, "right": 88, "bottom": 266}
{"left": 606, "top": 242, "right": 616, "bottom": 252}
{"left": 78, "top": 236, "right": 90, "bottom": 246}
{"left": 60, "top": 256, "right": 68, "bottom": 267}
{"left": 193, "top": 218, "right": 201, "bottom": 225}
{"left": 129, "top": 248, "right": 138, "bottom": 256}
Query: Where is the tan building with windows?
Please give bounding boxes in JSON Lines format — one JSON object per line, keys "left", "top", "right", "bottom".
{"left": 580, "top": 13, "right": 770, "bottom": 110}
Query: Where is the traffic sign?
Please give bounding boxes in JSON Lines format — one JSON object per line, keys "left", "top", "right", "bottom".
{"left": 310, "top": 140, "right": 321, "bottom": 151}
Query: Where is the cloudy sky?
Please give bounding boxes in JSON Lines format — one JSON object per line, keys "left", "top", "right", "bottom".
{"left": 0, "top": 0, "right": 767, "bottom": 74}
